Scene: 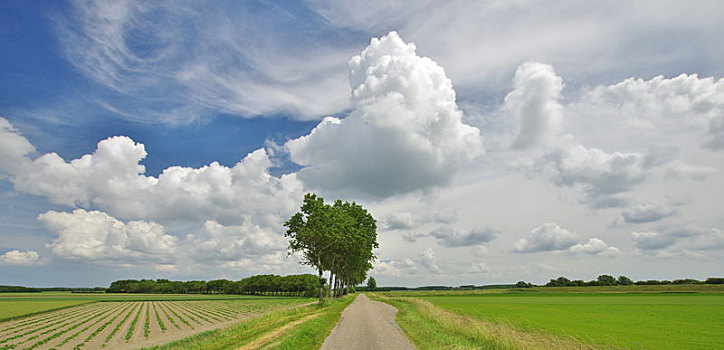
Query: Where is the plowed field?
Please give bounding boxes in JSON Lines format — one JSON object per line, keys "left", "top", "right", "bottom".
{"left": 0, "top": 299, "right": 303, "bottom": 350}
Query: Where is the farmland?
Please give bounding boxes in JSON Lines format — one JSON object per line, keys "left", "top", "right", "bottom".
{"left": 373, "top": 286, "right": 724, "bottom": 349}
{"left": 0, "top": 294, "right": 312, "bottom": 350}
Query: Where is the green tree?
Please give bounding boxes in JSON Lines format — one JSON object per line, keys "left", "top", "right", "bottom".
{"left": 617, "top": 275, "right": 634, "bottom": 285}
{"left": 367, "top": 276, "right": 377, "bottom": 291}
{"left": 515, "top": 281, "right": 533, "bottom": 288}
{"left": 597, "top": 274, "right": 617, "bottom": 286}
{"left": 285, "top": 193, "right": 378, "bottom": 301}
{"left": 285, "top": 193, "right": 338, "bottom": 303}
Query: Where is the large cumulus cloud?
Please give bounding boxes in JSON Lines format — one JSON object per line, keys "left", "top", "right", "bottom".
{"left": 506, "top": 63, "right": 692, "bottom": 208}
{"left": 0, "top": 116, "right": 303, "bottom": 268}
{"left": 286, "top": 31, "right": 483, "bottom": 198}
{"left": 39, "top": 209, "right": 177, "bottom": 263}
{"left": 0, "top": 124, "right": 303, "bottom": 226}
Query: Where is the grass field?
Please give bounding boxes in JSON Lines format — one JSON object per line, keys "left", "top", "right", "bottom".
{"left": 0, "top": 293, "right": 314, "bottom": 350}
{"left": 374, "top": 285, "right": 724, "bottom": 349}
{"left": 0, "top": 300, "right": 94, "bottom": 322}
{"left": 423, "top": 293, "right": 724, "bottom": 349}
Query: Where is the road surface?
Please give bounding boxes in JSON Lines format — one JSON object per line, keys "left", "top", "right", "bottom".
{"left": 321, "top": 293, "right": 416, "bottom": 350}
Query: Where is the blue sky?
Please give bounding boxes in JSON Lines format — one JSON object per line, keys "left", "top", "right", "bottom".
{"left": 1, "top": 0, "right": 723, "bottom": 287}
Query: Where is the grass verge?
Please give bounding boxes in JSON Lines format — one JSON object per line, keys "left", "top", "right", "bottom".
{"left": 368, "top": 293, "right": 592, "bottom": 350}
{"left": 142, "top": 295, "right": 354, "bottom": 350}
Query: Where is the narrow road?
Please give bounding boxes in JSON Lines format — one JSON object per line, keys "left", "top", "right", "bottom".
{"left": 321, "top": 293, "right": 416, "bottom": 350}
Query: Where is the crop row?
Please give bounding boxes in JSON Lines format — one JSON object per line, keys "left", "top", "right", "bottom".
{"left": 0, "top": 299, "right": 298, "bottom": 350}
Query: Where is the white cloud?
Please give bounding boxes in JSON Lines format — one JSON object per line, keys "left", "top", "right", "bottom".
{"left": 569, "top": 238, "right": 620, "bottom": 257}
{"left": 431, "top": 209, "right": 458, "bottom": 224}
{"left": 540, "top": 141, "right": 649, "bottom": 208}
{"left": 583, "top": 73, "right": 724, "bottom": 151}
{"left": 402, "top": 231, "right": 428, "bottom": 243}
{"left": 632, "top": 231, "right": 676, "bottom": 251}
{"left": 620, "top": 203, "right": 676, "bottom": 224}
{"left": 373, "top": 258, "right": 417, "bottom": 277}
{"left": 382, "top": 212, "right": 417, "bottom": 230}
{"left": 0, "top": 118, "right": 35, "bottom": 176}
{"left": 286, "top": 31, "right": 483, "bottom": 198}
{"left": 506, "top": 62, "right": 563, "bottom": 149}
{"left": 632, "top": 224, "right": 723, "bottom": 255}
{"left": 0, "top": 250, "right": 41, "bottom": 266}
{"left": 505, "top": 63, "right": 665, "bottom": 208}
{"left": 0, "top": 123, "right": 303, "bottom": 227}
{"left": 36, "top": 209, "right": 294, "bottom": 269}
{"left": 310, "top": 1, "right": 724, "bottom": 99}
{"left": 185, "top": 220, "right": 286, "bottom": 264}
{"left": 513, "top": 223, "right": 579, "bottom": 253}
{"left": 418, "top": 248, "right": 440, "bottom": 273}
{"left": 429, "top": 226, "right": 497, "bottom": 248}
{"left": 39, "top": 209, "right": 177, "bottom": 263}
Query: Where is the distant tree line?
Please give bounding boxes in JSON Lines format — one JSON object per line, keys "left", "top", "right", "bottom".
{"left": 107, "top": 274, "right": 321, "bottom": 296}
{"left": 285, "top": 193, "right": 378, "bottom": 302}
{"left": 511, "top": 276, "right": 724, "bottom": 288}
{"left": 0, "top": 285, "right": 106, "bottom": 293}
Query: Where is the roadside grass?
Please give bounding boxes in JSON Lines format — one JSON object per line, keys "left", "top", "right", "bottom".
{"left": 421, "top": 293, "right": 724, "bottom": 349}
{"left": 265, "top": 295, "right": 354, "bottom": 350}
{"left": 369, "top": 293, "right": 591, "bottom": 350}
{"left": 143, "top": 295, "right": 354, "bottom": 350}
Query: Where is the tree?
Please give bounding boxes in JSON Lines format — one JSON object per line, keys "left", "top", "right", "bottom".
{"left": 617, "top": 275, "right": 633, "bottom": 285}
{"left": 285, "top": 193, "right": 378, "bottom": 302}
{"left": 367, "top": 277, "right": 377, "bottom": 291}
{"left": 285, "top": 193, "right": 338, "bottom": 303}
{"left": 597, "top": 274, "right": 617, "bottom": 286}
{"left": 515, "top": 281, "right": 533, "bottom": 288}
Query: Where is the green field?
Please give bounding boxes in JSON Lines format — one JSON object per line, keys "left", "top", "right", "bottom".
{"left": 420, "top": 292, "right": 724, "bottom": 349}
{"left": 0, "top": 299, "right": 93, "bottom": 321}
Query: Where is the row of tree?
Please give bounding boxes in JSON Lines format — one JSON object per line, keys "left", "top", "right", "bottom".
{"left": 107, "top": 274, "right": 321, "bottom": 296}
{"left": 513, "top": 275, "right": 724, "bottom": 288}
{"left": 285, "top": 193, "right": 378, "bottom": 302}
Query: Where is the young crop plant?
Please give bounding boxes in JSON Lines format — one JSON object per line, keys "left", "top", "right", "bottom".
{"left": 144, "top": 303, "right": 151, "bottom": 339}
{"left": 177, "top": 302, "right": 222, "bottom": 322}
{"left": 165, "top": 305, "right": 193, "bottom": 329}
{"left": 152, "top": 302, "right": 167, "bottom": 332}
{"left": 158, "top": 303, "right": 180, "bottom": 330}
{"left": 179, "top": 302, "right": 225, "bottom": 321}
{"left": 1, "top": 303, "right": 92, "bottom": 339}
{"left": 54, "top": 303, "right": 125, "bottom": 348}
{"left": 124, "top": 302, "right": 144, "bottom": 342}
{"left": 76, "top": 302, "right": 135, "bottom": 349}
{"left": 0, "top": 305, "right": 102, "bottom": 346}
{"left": 167, "top": 302, "right": 207, "bottom": 324}
{"left": 104, "top": 302, "right": 140, "bottom": 346}
{"left": 25, "top": 303, "right": 123, "bottom": 350}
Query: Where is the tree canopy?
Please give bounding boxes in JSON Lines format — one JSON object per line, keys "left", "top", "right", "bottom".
{"left": 285, "top": 193, "right": 378, "bottom": 302}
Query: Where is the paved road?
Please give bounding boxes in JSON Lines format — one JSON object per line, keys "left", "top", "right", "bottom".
{"left": 321, "top": 293, "right": 416, "bottom": 350}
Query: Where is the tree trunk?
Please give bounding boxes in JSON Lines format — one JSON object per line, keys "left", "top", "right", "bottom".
{"left": 318, "top": 267, "right": 324, "bottom": 304}
{"left": 328, "top": 271, "right": 334, "bottom": 298}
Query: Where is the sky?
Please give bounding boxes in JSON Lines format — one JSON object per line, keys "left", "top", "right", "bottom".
{"left": 1, "top": 0, "right": 723, "bottom": 288}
